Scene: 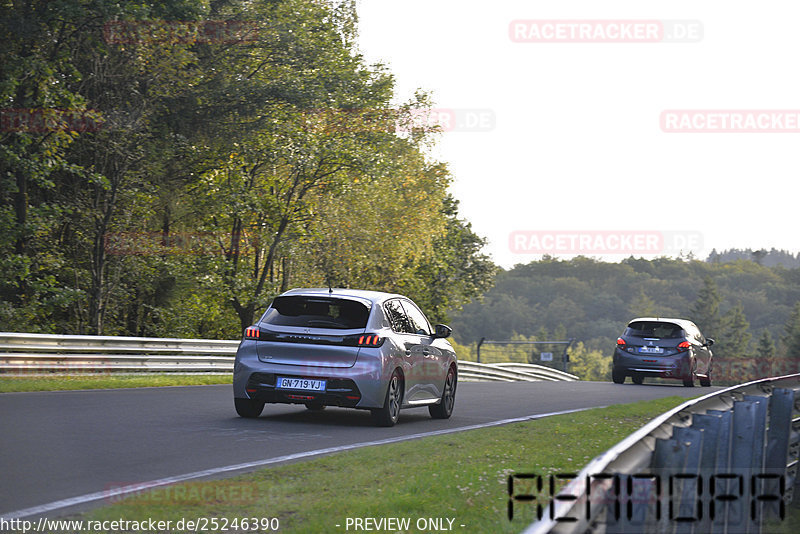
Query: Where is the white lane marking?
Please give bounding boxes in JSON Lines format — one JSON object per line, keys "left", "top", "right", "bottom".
{"left": 1, "top": 407, "right": 597, "bottom": 520}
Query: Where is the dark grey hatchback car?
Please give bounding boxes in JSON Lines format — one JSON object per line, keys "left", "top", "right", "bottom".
{"left": 612, "top": 317, "right": 714, "bottom": 387}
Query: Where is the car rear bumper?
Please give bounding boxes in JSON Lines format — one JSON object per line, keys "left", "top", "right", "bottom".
{"left": 244, "top": 372, "right": 363, "bottom": 408}
{"left": 233, "top": 346, "right": 387, "bottom": 408}
{"left": 613, "top": 348, "right": 693, "bottom": 379}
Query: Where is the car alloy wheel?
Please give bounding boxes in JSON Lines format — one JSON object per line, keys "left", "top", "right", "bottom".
{"left": 429, "top": 367, "right": 456, "bottom": 419}
{"left": 683, "top": 360, "right": 696, "bottom": 387}
{"left": 372, "top": 370, "right": 402, "bottom": 427}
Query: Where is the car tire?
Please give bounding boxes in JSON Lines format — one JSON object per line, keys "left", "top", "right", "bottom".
{"left": 372, "top": 370, "right": 403, "bottom": 427}
{"left": 683, "top": 360, "right": 696, "bottom": 387}
{"left": 612, "top": 367, "right": 626, "bottom": 384}
{"left": 429, "top": 366, "right": 457, "bottom": 419}
{"left": 305, "top": 401, "right": 326, "bottom": 411}
{"left": 235, "top": 397, "right": 265, "bottom": 418}
{"left": 699, "top": 361, "right": 712, "bottom": 387}
{"left": 632, "top": 374, "right": 644, "bottom": 385}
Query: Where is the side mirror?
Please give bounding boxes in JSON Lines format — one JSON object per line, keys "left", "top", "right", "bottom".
{"left": 705, "top": 338, "right": 715, "bottom": 347}
{"left": 433, "top": 324, "right": 452, "bottom": 339}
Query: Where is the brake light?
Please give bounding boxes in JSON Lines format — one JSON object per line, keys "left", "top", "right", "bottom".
{"left": 616, "top": 338, "right": 626, "bottom": 347}
{"left": 677, "top": 341, "right": 691, "bottom": 351}
{"left": 244, "top": 326, "right": 260, "bottom": 340}
{"left": 357, "top": 334, "right": 384, "bottom": 347}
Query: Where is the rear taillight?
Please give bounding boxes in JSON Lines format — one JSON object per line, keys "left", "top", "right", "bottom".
{"left": 616, "top": 337, "right": 626, "bottom": 347}
{"left": 244, "top": 326, "right": 260, "bottom": 340}
{"left": 357, "top": 334, "right": 384, "bottom": 347}
{"left": 677, "top": 341, "right": 691, "bottom": 351}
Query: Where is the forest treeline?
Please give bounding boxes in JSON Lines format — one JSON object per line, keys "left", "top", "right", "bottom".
{"left": 0, "top": 0, "right": 495, "bottom": 337}
{"left": 449, "top": 254, "right": 800, "bottom": 381}
{"left": 708, "top": 247, "right": 800, "bottom": 268}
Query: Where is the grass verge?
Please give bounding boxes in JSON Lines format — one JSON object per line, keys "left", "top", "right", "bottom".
{"left": 0, "top": 374, "right": 231, "bottom": 393}
{"left": 74, "top": 397, "right": 707, "bottom": 533}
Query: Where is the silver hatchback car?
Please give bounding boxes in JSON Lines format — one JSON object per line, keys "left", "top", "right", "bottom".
{"left": 233, "top": 288, "right": 458, "bottom": 426}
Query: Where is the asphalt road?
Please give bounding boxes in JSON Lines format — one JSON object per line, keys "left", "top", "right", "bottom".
{"left": 0, "top": 380, "right": 720, "bottom": 518}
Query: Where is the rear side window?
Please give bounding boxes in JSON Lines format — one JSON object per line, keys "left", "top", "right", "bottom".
{"left": 400, "top": 300, "right": 431, "bottom": 336}
{"left": 384, "top": 299, "right": 414, "bottom": 334}
{"left": 624, "top": 321, "right": 684, "bottom": 339}
{"left": 262, "top": 296, "right": 370, "bottom": 329}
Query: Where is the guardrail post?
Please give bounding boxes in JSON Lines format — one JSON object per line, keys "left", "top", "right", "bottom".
{"left": 692, "top": 412, "right": 723, "bottom": 534}
{"left": 651, "top": 436, "right": 690, "bottom": 534}
{"left": 672, "top": 427, "right": 704, "bottom": 534}
{"left": 706, "top": 409, "right": 734, "bottom": 534}
{"left": 789, "top": 419, "right": 800, "bottom": 507}
{"left": 728, "top": 396, "right": 768, "bottom": 534}
{"left": 763, "top": 388, "right": 795, "bottom": 520}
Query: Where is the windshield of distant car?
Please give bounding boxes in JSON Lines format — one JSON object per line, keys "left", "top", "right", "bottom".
{"left": 261, "top": 296, "right": 370, "bottom": 329}
{"left": 624, "top": 321, "right": 684, "bottom": 339}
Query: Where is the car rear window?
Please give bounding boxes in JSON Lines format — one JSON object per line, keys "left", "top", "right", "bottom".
{"left": 261, "top": 296, "right": 370, "bottom": 329}
{"left": 624, "top": 321, "right": 684, "bottom": 339}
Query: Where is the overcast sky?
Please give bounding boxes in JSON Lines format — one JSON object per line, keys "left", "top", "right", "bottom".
{"left": 355, "top": 0, "right": 800, "bottom": 267}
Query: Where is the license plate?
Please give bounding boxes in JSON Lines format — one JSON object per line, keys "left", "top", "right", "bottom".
{"left": 276, "top": 377, "right": 326, "bottom": 391}
{"left": 639, "top": 346, "right": 664, "bottom": 354}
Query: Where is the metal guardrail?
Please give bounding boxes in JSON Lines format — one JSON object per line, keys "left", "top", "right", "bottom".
{"left": 0, "top": 332, "right": 237, "bottom": 373}
{"left": 521, "top": 373, "right": 800, "bottom": 534}
{"left": 460, "top": 362, "right": 579, "bottom": 382}
{"left": 0, "top": 333, "right": 578, "bottom": 381}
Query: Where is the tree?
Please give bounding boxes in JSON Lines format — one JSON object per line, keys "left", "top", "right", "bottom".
{"left": 0, "top": 0, "right": 97, "bottom": 330}
{"left": 630, "top": 288, "right": 656, "bottom": 317}
{"left": 781, "top": 302, "right": 800, "bottom": 360}
{"left": 690, "top": 277, "right": 722, "bottom": 339}
{"left": 402, "top": 195, "right": 497, "bottom": 324}
{"left": 751, "top": 249, "right": 767, "bottom": 265}
{"left": 567, "top": 342, "right": 610, "bottom": 381}
{"left": 720, "top": 302, "right": 751, "bottom": 359}
{"left": 756, "top": 329, "right": 776, "bottom": 360}
{"left": 753, "top": 329, "right": 777, "bottom": 378}
{"left": 1, "top": 0, "right": 497, "bottom": 338}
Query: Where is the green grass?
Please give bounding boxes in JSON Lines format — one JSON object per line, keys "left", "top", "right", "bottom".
{"left": 76, "top": 397, "right": 696, "bottom": 533}
{"left": 0, "top": 374, "right": 231, "bottom": 392}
